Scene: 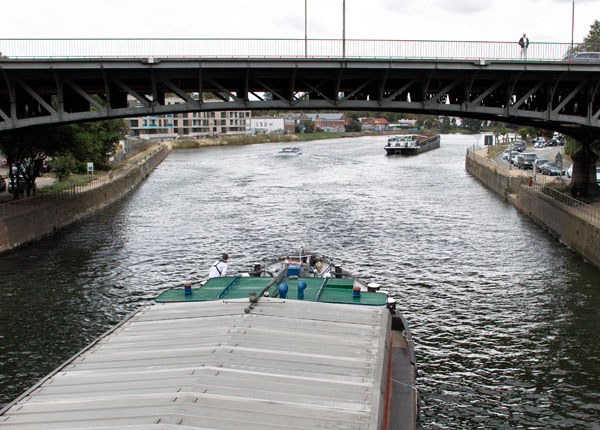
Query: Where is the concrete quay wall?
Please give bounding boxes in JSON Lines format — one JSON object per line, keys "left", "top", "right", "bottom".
{"left": 466, "top": 151, "right": 600, "bottom": 270}
{"left": 0, "top": 145, "right": 170, "bottom": 255}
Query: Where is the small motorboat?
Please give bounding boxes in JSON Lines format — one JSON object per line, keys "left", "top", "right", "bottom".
{"left": 278, "top": 146, "right": 302, "bottom": 155}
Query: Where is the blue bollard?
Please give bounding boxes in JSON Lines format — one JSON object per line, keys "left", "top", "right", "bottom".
{"left": 353, "top": 285, "right": 361, "bottom": 298}
{"left": 184, "top": 282, "right": 192, "bottom": 295}
{"left": 278, "top": 283, "right": 288, "bottom": 299}
{"left": 298, "top": 280, "right": 307, "bottom": 300}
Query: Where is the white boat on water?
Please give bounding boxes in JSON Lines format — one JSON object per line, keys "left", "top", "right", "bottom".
{"left": 278, "top": 146, "right": 302, "bottom": 155}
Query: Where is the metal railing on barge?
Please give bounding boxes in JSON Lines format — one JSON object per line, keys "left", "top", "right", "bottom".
{"left": 0, "top": 38, "right": 598, "bottom": 61}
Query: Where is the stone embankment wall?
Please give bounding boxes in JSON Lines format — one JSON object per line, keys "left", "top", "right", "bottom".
{"left": 0, "top": 145, "right": 171, "bottom": 255}
{"left": 466, "top": 150, "right": 600, "bottom": 269}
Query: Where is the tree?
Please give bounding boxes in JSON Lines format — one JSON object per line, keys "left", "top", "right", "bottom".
{"left": 440, "top": 117, "right": 451, "bottom": 133}
{"left": 0, "top": 128, "right": 65, "bottom": 198}
{"left": 345, "top": 119, "right": 362, "bottom": 132}
{"left": 462, "top": 118, "right": 482, "bottom": 133}
{"left": 0, "top": 119, "right": 127, "bottom": 199}
{"left": 581, "top": 20, "right": 600, "bottom": 51}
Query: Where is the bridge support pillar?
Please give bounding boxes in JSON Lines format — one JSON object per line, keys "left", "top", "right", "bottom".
{"left": 569, "top": 137, "right": 600, "bottom": 200}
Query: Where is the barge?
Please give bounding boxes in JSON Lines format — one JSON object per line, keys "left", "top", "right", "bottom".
{"left": 0, "top": 253, "right": 418, "bottom": 429}
{"left": 384, "top": 134, "right": 441, "bottom": 155}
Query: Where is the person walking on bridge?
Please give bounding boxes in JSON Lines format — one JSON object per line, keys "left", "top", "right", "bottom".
{"left": 208, "top": 253, "right": 229, "bottom": 278}
{"left": 519, "top": 33, "right": 530, "bottom": 60}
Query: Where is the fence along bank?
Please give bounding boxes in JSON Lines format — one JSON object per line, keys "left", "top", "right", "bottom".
{"left": 0, "top": 144, "right": 170, "bottom": 255}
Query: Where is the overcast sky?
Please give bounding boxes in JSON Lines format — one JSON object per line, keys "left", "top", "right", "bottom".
{"left": 1, "top": 0, "right": 598, "bottom": 43}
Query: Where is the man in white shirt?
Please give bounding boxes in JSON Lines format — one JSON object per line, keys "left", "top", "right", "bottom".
{"left": 208, "top": 253, "right": 229, "bottom": 278}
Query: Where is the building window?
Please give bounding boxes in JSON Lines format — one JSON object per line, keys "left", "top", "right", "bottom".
{"left": 130, "top": 119, "right": 138, "bottom": 127}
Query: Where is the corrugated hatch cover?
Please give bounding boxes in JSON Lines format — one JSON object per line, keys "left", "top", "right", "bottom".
{"left": 0, "top": 298, "right": 391, "bottom": 429}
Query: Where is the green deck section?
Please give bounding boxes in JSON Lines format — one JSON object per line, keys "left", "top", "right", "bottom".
{"left": 155, "top": 276, "right": 387, "bottom": 306}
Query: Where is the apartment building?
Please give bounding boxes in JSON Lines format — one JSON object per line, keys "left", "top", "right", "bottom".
{"left": 127, "top": 97, "right": 251, "bottom": 138}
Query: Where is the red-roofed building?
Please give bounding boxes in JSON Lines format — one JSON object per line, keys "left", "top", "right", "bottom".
{"left": 359, "top": 117, "right": 389, "bottom": 131}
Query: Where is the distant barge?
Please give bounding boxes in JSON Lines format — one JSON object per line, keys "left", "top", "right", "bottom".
{"left": 385, "top": 134, "right": 441, "bottom": 155}
{"left": 0, "top": 252, "right": 418, "bottom": 429}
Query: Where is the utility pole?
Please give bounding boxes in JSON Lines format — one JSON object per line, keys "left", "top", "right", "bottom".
{"left": 305, "top": 0, "right": 307, "bottom": 58}
{"left": 343, "top": 0, "right": 346, "bottom": 59}
{"left": 571, "top": 0, "right": 575, "bottom": 51}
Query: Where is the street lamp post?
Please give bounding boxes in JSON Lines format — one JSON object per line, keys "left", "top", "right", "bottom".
{"left": 305, "top": 0, "right": 307, "bottom": 58}
{"left": 571, "top": 0, "right": 575, "bottom": 51}
{"left": 342, "top": 0, "right": 346, "bottom": 59}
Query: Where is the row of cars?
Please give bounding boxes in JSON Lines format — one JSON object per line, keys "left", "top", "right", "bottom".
{"left": 530, "top": 136, "right": 564, "bottom": 148}
{"left": 502, "top": 148, "right": 566, "bottom": 175}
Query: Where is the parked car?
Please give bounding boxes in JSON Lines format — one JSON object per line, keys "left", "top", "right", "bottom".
{"left": 512, "top": 153, "right": 523, "bottom": 166}
{"left": 7, "top": 175, "right": 26, "bottom": 194}
{"left": 541, "top": 162, "right": 565, "bottom": 176}
{"left": 513, "top": 141, "right": 526, "bottom": 152}
{"left": 0, "top": 175, "right": 5, "bottom": 192}
{"left": 535, "top": 159, "right": 550, "bottom": 171}
{"left": 502, "top": 148, "right": 512, "bottom": 160}
{"left": 41, "top": 160, "right": 52, "bottom": 173}
{"left": 517, "top": 153, "right": 537, "bottom": 169}
{"left": 567, "top": 164, "right": 573, "bottom": 178}
{"left": 564, "top": 52, "right": 600, "bottom": 62}
{"left": 510, "top": 151, "right": 521, "bottom": 164}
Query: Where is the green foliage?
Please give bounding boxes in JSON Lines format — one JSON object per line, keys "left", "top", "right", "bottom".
{"left": 581, "top": 20, "right": 600, "bottom": 51}
{"left": 570, "top": 20, "right": 600, "bottom": 53}
{"left": 440, "top": 117, "right": 451, "bottom": 133}
{"left": 462, "top": 118, "right": 482, "bottom": 133}
{"left": 66, "top": 120, "right": 128, "bottom": 171}
{"left": 37, "top": 173, "right": 97, "bottom": 193}
{"left": 51, "top": 155, "right": 78, "bottom": 181}
{"left": 345, "top": 119, "right": 362, "bottom": 132}
{"left": 304, "top": 121, "right": 315, "bottom": 133}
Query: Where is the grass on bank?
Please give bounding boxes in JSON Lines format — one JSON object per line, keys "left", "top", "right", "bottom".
{"left": 171, "top": 132, "right": 347, "bottom": 149}
{"left": 37, "top": 173, "right": 106, "bottom": 194}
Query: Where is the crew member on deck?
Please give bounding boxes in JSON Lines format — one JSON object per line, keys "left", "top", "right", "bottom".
{"left": 208, "top": 253, "right": 229, "bottom": 278}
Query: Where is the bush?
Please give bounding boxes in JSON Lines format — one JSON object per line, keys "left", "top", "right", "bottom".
{"left": 52, "top": 155, "right": 78, "bottom": 181}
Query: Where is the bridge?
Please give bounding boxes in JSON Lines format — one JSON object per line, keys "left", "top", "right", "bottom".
{"left": 0, "top": 39, "right": 599, "bottom": 144}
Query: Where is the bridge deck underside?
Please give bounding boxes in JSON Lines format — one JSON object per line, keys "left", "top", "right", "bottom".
{"left": 0, "top": 59, "right": 599, "bottom": 137}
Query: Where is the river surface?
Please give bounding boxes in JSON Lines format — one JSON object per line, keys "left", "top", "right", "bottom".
{"left": 1, "top": 135, "right": 599, "bottom": 429}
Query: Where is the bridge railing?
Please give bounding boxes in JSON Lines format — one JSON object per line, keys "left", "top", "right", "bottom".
{"left": 0, "top": 38, "right": 597, "bottom": 61}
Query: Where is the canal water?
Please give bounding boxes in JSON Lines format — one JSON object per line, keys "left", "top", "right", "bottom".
{"left": 1, "top": 135, "right": 599, "bottom": 428}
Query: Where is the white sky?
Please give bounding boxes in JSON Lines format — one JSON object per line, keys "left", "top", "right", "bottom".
{"left": 1, "top": 0, "right": 598, "bottom": 43}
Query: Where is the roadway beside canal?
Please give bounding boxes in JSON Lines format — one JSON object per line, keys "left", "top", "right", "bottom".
{"left": 466, "top": 148, "right": 600, "bottom": 270}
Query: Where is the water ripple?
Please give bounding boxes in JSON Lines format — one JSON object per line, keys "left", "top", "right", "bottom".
{"left": 1, "top": 135, "right": 599, "bottom": 429}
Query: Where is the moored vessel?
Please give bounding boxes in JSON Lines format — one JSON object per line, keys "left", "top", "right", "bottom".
{"left": 0, "top": 252, "right": 418, "bottom": 429}
{"left": 384, "top": 134, "right": 440, "bottom": 155}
